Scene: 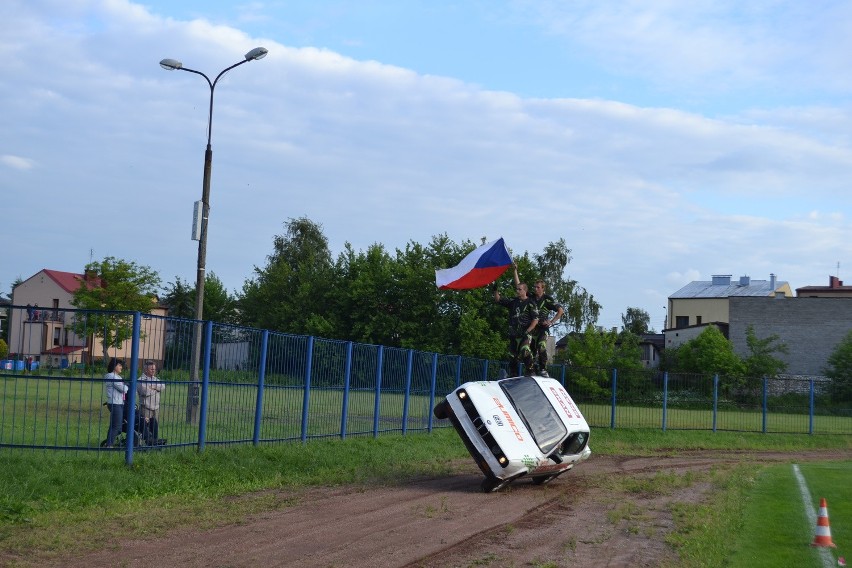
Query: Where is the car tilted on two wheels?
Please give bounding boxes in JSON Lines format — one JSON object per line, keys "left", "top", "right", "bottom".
{"left": 434, "top": 375, "right": 591, "bottom": 492}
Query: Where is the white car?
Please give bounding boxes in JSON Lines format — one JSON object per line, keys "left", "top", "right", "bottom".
{"left": 434, "top": 375, "right": 591, "bottom": 492}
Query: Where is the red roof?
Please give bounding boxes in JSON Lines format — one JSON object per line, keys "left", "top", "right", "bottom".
{"left": 41, "top": 269, "right": 85, "bottom": 293}
{"left": 40, "top": 269, "right": 102, "bottom": 292}
{"left": 43, "top": 346, "right": 85, "bottom": 355}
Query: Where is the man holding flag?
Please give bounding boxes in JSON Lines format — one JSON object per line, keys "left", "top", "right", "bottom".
{"left": 435, "top": 237, "right": 538, "bottom": 375}
{"left": 494, "top": 266, "right": 539, "bottom": 376}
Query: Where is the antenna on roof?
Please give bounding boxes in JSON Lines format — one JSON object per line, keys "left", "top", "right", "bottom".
{"left": 89, "top": 248, "right": 94, "bottom": 263}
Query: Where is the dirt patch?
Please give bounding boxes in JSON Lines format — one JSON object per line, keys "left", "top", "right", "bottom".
{"left": 30, "top": 449, "right": 851, "bottom": 567}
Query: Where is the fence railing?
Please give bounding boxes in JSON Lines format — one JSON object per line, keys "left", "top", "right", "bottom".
{"left": 1, "top": 305, "right": 850, "bottom": 464}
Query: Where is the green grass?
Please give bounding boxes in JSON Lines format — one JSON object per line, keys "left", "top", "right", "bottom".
{"left": 2, "top": 376, "right": 850, "bottom": 451}
{"left": 723, "top": 461, "right": 851, "bottom": 567}
{"left": 1, "top": 427, "right": 850, "bottom": 566}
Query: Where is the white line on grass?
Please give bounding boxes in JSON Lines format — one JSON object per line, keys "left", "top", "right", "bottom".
{"left": 792, "top": 464, "right": 834, "bottom": 568}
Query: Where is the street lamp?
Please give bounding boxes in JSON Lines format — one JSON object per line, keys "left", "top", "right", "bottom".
{"left": 160, "top": 47, "right": 267, "bottom": 421}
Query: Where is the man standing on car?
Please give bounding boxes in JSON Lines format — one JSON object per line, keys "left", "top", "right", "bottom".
{"left": 494, "top": 265, "right": 539, "bottom": 375}
{"left": 528, "top": 280, "right": 563, "bottom": 376}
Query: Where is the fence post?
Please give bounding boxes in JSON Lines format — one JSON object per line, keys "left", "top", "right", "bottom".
{"left": 300, "top": 336, "right": 314, "bottom": 443}
{"left": 481, "top": 358, "right": 488, "bottom": 382}
{"left": 712, "top": 374, "right": 719, "bottom": 433}
{"left": 661, "top": 372, "right": 668, "bottom": 431}
{"left": 401, "top": 349, "right": 413, "bottom": 435}
{"left": 197, "top": 320, "right": 213, "bottom": 452}
{"left": 372, "top": 345, "right": 383, "bottom": 438}
{"left": 761, "top": 377, "right": 768, "bottom": 434}
{"left": 340, "top": 341, "right": 353, "bottom": 439}
{"left": 610, "top": 368, "right": 617, "bottom": 429}
{"left": 808, "top": 379, "right": 815, "bottom": 435}
{"left": 252, "top": 330, "right": 269, "bottom": 446}
{"left": 560, "top": 363, "right": 566, "bottom": 388}
{"left": 456, "top": 355, "right": 462, "bottom": 387}
{"left": 125, "top": 312, "right": 141, "bottom": 466}
{"left": 428, "top": 352, "right": 438, "bottom": 433}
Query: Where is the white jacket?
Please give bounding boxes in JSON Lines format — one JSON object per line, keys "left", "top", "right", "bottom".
{"left": 104, "top": 372, "right": 128, "bottom": 405}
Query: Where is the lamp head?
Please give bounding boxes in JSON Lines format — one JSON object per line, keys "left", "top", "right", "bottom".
{"left": 245, "top": 47, "right": 268, "bottom": 61}
{"left": 159, "top": 58, "right": 182, "bottom": 70}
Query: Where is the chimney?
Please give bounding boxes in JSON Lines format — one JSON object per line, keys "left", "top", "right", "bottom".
{"left": 769, "top": 273, "right": 777, "bottom": 290}
{"left": 712, "top": 275, "right": 732, "bottom": 286}
{"left": 739, "top": 275, "right": 750, "bottom": 286}
{"left": 830, "top": 275, "right": 843, "bottom": 288}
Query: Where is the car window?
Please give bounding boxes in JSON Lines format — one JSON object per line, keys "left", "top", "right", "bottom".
{"left": 501, "top": 377, "right": 567, "bottom": 455}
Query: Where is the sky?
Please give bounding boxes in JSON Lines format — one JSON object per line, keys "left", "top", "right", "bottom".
{"left": 2, "top": 0, "right": 851, "bottom": 333}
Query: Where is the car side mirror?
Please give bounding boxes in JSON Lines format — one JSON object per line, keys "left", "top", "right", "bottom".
{"left": 548, "top": 451, "right": 563, "bottom": 464}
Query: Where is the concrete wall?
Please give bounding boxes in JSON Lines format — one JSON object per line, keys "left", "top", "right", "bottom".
{"left": 728, "top": 296, "right": 852, "bottom": 376}
{"left": 668, "top": 297, "right": 729, "bottom": 329}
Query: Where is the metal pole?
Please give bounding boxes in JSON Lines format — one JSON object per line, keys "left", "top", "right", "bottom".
{"left": 160, "top": 51, "right": 266, "bottom": 422}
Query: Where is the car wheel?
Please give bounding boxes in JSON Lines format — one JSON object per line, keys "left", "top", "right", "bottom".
{"left": 433, "top": 399, "right": 451, "bottom": 420}
{"left": 532, "top": 472, "right": 563, "bottom": 486}
{"left": 480, "top": 473, "right": 521, "bottom": 493}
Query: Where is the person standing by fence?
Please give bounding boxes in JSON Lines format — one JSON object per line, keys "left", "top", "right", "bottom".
{"left": 104, "top": 358, "right": 127, "bottom": 447}
{"left": 137, "top": 360, "right": 164, "bottom": 442}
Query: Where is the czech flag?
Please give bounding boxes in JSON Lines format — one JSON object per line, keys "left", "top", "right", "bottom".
{"left": 435, "top": 238, "right": 512, "bottom": 290}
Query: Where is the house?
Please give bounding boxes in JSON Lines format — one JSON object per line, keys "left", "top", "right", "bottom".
{"left": 796, "top": 275, "right": 852, "bottom": 298}
{"left": 665, "top": 273, "right": 852, "bottom": 376}
{"left": 8, "top": 269, "right": 167, "bottom": 368}
{"left": 665, "top": 274, "right": 791, "bottom": 349}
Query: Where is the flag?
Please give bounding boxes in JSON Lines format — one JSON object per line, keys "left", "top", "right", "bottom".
{"left": 435, "top": 238, "right": 512, "bottom": 290}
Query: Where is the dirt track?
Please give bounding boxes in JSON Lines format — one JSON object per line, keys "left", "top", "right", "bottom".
{"left": 40, "top": 449, "right": 850, "bottom": 568}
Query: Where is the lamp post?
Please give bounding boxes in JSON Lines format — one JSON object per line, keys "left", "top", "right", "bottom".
{"left": 160, "top": 47, "right": 267, "bottom": 422}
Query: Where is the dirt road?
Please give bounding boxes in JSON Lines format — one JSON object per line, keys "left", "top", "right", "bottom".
{"left": 42, "top": 449, "right": 849, "bottom": 568}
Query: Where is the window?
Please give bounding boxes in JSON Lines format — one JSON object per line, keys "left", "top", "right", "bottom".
{"left": 675, "top": 316, "right": 689, "bottom": 328}
{"left": 501, "top": 378, "right": 567, "bottom": 456}
{"left": 53, "top": 328, "right": 61, "bottom": 346}
{"left": 696, "top": 315, "right": 702, "bottom": 325}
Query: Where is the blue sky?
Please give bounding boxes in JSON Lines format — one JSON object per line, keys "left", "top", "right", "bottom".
{"left": 2, "top": 0, "right": 851, "bottom": 333}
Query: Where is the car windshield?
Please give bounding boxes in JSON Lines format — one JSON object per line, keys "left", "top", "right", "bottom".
{"left": 500, "top": 377, "right": 567, "bottom": 456}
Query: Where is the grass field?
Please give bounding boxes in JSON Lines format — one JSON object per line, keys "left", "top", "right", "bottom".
{"left": 2, "top": 376, "right": 850, "bottom": 452}
{"left": 1, "top": 427, "right": 850, "bottom": 567}
{"left": 725, "top": 461, "right": 851, "bottom": 567}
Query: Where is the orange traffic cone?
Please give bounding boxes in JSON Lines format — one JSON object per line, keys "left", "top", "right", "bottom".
{"left": 811, "top": 497, "right": 837, "bottom": 548}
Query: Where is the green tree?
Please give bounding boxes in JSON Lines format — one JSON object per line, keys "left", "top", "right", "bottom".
{"left": 824, "top": 330, "right": 852, "bottom": 403}
{"left": 69, "top": 257, "right": 161, "bottom": 363}
{"left": 742, "top": 325, "right": 788, "bottom": 382}
{"left": 524, "top": 239, "right": 600, "bottom": 333}
{"left": 161, "top": 277, "right": 195, "bottom": 319}
{"left": 557, "top": 326, "right": 644, "bottom": 397}
{"left": 669, "top": 326, "right": 745, "bottom": 381}
{"left": 621, "top": 307, "right": 651, "bottom": 335}
{"left": 239, "top": 217, "right": 337, "bottom": 336}
{"left": 0, "top": 338, "right": 7, "bottom": 359}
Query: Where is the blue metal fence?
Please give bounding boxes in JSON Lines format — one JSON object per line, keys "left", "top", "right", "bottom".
{"left": 1, "top": 306, "right": 849, "bottom": 464}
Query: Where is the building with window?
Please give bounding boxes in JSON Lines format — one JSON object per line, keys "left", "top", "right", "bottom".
{"left": 8, "top": 269, "right": 166, "bottom": 368}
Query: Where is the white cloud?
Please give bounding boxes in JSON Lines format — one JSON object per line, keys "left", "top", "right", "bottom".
{"left": 1, "top": 155, "right": 36, "bottom": 170}
{"left": 1, "top": 1, "right": 850, "bottom": 332}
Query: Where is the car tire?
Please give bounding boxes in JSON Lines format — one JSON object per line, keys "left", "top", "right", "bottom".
{"left": 480, "top": 473, "right": 521, "bottom": 493}
{"left": 532, "top": 472, "right": 563, "bottom": 485}
{"left": 433, "top": 400, "right": 451, "bottom": 420}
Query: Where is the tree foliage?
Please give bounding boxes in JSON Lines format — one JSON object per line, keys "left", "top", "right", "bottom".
{"left": 170, "top": 272, "right": 241, "bottom": 325}
{"left": 621, "top": 307, "right": 651, "bottom": 335}
{"left": 69, "top": 257, "right": 161, "bottom": 362}
{"left": 742, "top": 325, "right": 788, "bottom": 381}
{"left": 824, "top": 330, "right": 852, "bottom": 402}
{"left": 665, "top": 326, "right": 745, "bottom": 380}
{"left": 238, "top": 220, "right": 603, "bottom": 361}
